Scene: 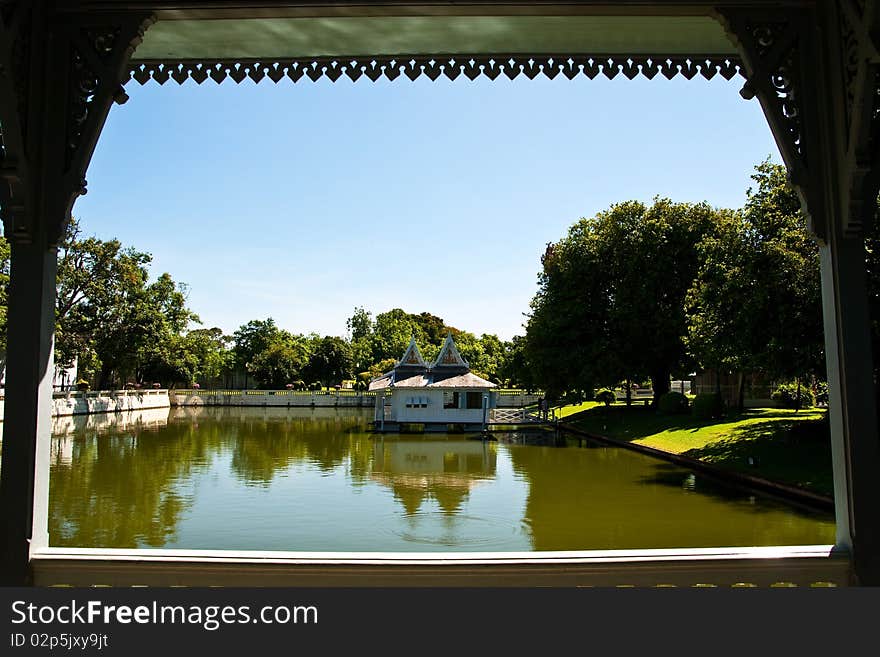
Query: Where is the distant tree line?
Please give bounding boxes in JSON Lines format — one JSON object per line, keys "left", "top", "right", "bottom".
{"left": 0, "top": 222, "right": 529, "bottom": 390}
{"left": 344, "top": 307, "right": 524, "bottom": 388}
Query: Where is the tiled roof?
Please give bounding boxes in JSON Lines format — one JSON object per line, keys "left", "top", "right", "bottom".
{"left": 369, "top": 371, "right": 495, "bottom": 390}
{"left": 368, "top": 334, "right": 495, "bottom": 390}
{"left": 427, "top": 372, "right": 496, "bottom": 388}
{"left": 368, "top": 374, "right": 393, "bottom": 391}
{"left": 391, "top": 374, "right": 431, "bottom": 388}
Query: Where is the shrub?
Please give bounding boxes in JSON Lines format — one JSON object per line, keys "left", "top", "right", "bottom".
{"left": 657, "top": 391, "right": 689, "bottom": 415}
{"left": 692, "top": 392, "right": 724, "bottom": 419}
{"left": 595, "top": 389, "right": 615, "bottom": 406}
{"left": 771, "top": 383, "right": 816, "bottom": 409}
{"left": 292, "top": 380, "right": 306, "bottom": 391}
{"left": 75, "top": 379, "right": 90, "bottom": 392}
{"left": 813, "top": 381, "right": 828, "bottom": 406}
{"left": 309, "top": 381, "right": 322, "bottom": 391}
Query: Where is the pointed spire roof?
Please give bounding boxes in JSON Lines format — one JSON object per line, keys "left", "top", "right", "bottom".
{"left": 433, "top": 333, "right": 469, "bottom": 369}
{"left": 397, "top": 335, "right": 427, "bottom": 368}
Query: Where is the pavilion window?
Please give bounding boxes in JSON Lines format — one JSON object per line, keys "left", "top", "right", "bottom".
{"left": 466, "top": 392, "right": 483, "bottom": 409}
{"left": 444, "top": 392, "right": 460, "bottom": 409}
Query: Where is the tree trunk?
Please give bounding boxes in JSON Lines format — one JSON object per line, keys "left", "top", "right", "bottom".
{"left": 795, "top": 377, "right": 802, "bottom": 413}
{"left": 625, "top": 377, "right": 632, "bottom": 406}
{"left": 737, "top": 371, "right": 746, "bottom": 412}
{"left": 650, "top": 369, "right": 670, "bottom": 406}
{"left": 98, "top": 364, "right": 113, "bottom": 391}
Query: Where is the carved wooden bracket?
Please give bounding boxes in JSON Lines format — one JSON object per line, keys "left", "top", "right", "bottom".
{"left": 0, "top": 1, "right": 154, "bottom": 247}
{"left": 838, "top": 0, "right": 880, "bottom": 236}
{"left": 718, "top": 1, "right": 880, "bottom": 240}
{"left": 0, "top": 1, "right": 32, "bottom": 245}
{"left": 715, "top": 6, "right": 822, "bottom": 234}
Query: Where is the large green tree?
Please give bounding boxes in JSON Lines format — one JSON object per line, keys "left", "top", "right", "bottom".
{"left": 350, "top": 306, "right": 516, "bottom": 383}
{"left": 346, "top": 306, "right": 372, "bottom": 342}
{"left": 686, "top": 161, "right": 824, "bottom": 406}
{"left": 526, "top": 198, "right": 719, "bottom": 402}
{"left": 497, "top": 335, "right": 534, "bottom": 390}
{"left": 369, "top": 308, "right": 427, "bottom": 363}
{"left": 55, "top": 218, "right": 153, "bottom": 375}
{"left": 232, "top": 318, "right": 281, "bottom": 388}
{"left": 48, "top": 219, "right": 199, "bottom": 388}
{"left": 248, "top": 331, "right": 311, "bottom": 389}
{"left": 304, "top": 336, "right": 354, "bottom": 388}
{"left": 95, "top": 272, "right": 199, "bottom": 388}
{"left": 183, "top": 328, "right": 234, "bottom": 386}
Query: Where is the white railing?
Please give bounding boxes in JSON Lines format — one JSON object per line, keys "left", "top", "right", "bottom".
{"left": 29, "top": 545, "right": 850, "bottom": 587}
{"left": 614, "top": 388, "right": 654, "bottom": 401}
{"left": 168, "top": 389, "right": 377, "bottom": 408}
{"left": 174, "top": 389, "right": 377, "bottom": 397}
{"left": 0, "top": 389, "right": 169, "bottom": 402}
{"left": 49, "top": 389, "right": 169, "bottom": 399}
{"left": 489, "top": 408, "right": 553, "bottom": 423}
{"left": 490, "top": 408, "right": 527, "bottom": 423}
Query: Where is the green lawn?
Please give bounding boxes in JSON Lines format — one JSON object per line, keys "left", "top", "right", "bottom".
{"left": 553, "top": 401, "right": 602, "bottom": 418}
{"left": 562, "top": 404, "right": 833, "bottom": 497}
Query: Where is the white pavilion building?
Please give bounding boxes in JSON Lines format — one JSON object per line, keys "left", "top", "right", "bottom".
{"left": 369, "top": 334, "right": 498, "bottom": 432}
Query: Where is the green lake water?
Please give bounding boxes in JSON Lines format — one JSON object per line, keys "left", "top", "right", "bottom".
{"left": 43, "top": 406, "right": 835, "bottom": 551}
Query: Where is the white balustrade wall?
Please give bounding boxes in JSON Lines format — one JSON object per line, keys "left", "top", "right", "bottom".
{"left": 170, "top": 389, "right": 377, "bottom": 408}
{"left": 0, "top": 389, "right": 171, "bottom": 421}
{"left": 169, "top": 389, "right": 543, "bottom": 409}
{"left": 0, "top": 389, "right": 544, "bottom": 421}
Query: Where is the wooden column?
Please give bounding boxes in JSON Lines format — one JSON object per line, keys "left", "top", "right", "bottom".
{"left": 808, "top": 0, "right": 880, "bottom": 586}
{"left": 0, "top": 3, "right": 154, "bottom": 584}
{"left": 0, "top": 1, "right": 65, "bottom": 586}
{"left": 820, "top": 233, "right": 880, "bottom": 584}
{"left": 718, "top": 2, "right": 880, "bottom": 583}
{"left": 0, "top": 239, "right": 57, "bottom": 584}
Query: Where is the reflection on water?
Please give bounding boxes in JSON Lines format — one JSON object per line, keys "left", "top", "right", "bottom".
{"left": 371, "top": 439, "right": 496, "bottom": 516}
{"left": 45, "top": 406, "right": 835, "bottom": 551}
{"left": 508, "top": 442, "right": 833, "bottom": 550}
{"left": 51, "top": 406, "right": 171, "bottom": 437}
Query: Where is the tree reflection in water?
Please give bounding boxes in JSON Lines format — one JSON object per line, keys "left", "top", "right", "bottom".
{"left": 44, "top": 406, "right": 834, "bottom": 551}
{"left": 48, "top": 407, "right": 373, "bottom": 548}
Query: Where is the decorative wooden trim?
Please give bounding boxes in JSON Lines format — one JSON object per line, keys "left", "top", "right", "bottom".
{"left": 837, "top": 0, "right": 880, "bottom": 236}
{"left": 0, "top": 1, "right": 33, "bottom": 244}
{"left": 715, "top": 9, "right": 809, "bottom": 183}
{"left": 0, "top": 7, "right": 155, "bottom": 246}
{"left": 127, "top": 54, "right": 745, "bottom": 86}
{"left": 59, "top": 14, "right": 156, "bottom": 237}
{"left": 719, "top": 2, "right": 880, "bottom": 239}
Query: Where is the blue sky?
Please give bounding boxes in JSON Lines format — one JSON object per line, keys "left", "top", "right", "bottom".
{"left": 74, "top": 74, "right": 780, "bottom": 341}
